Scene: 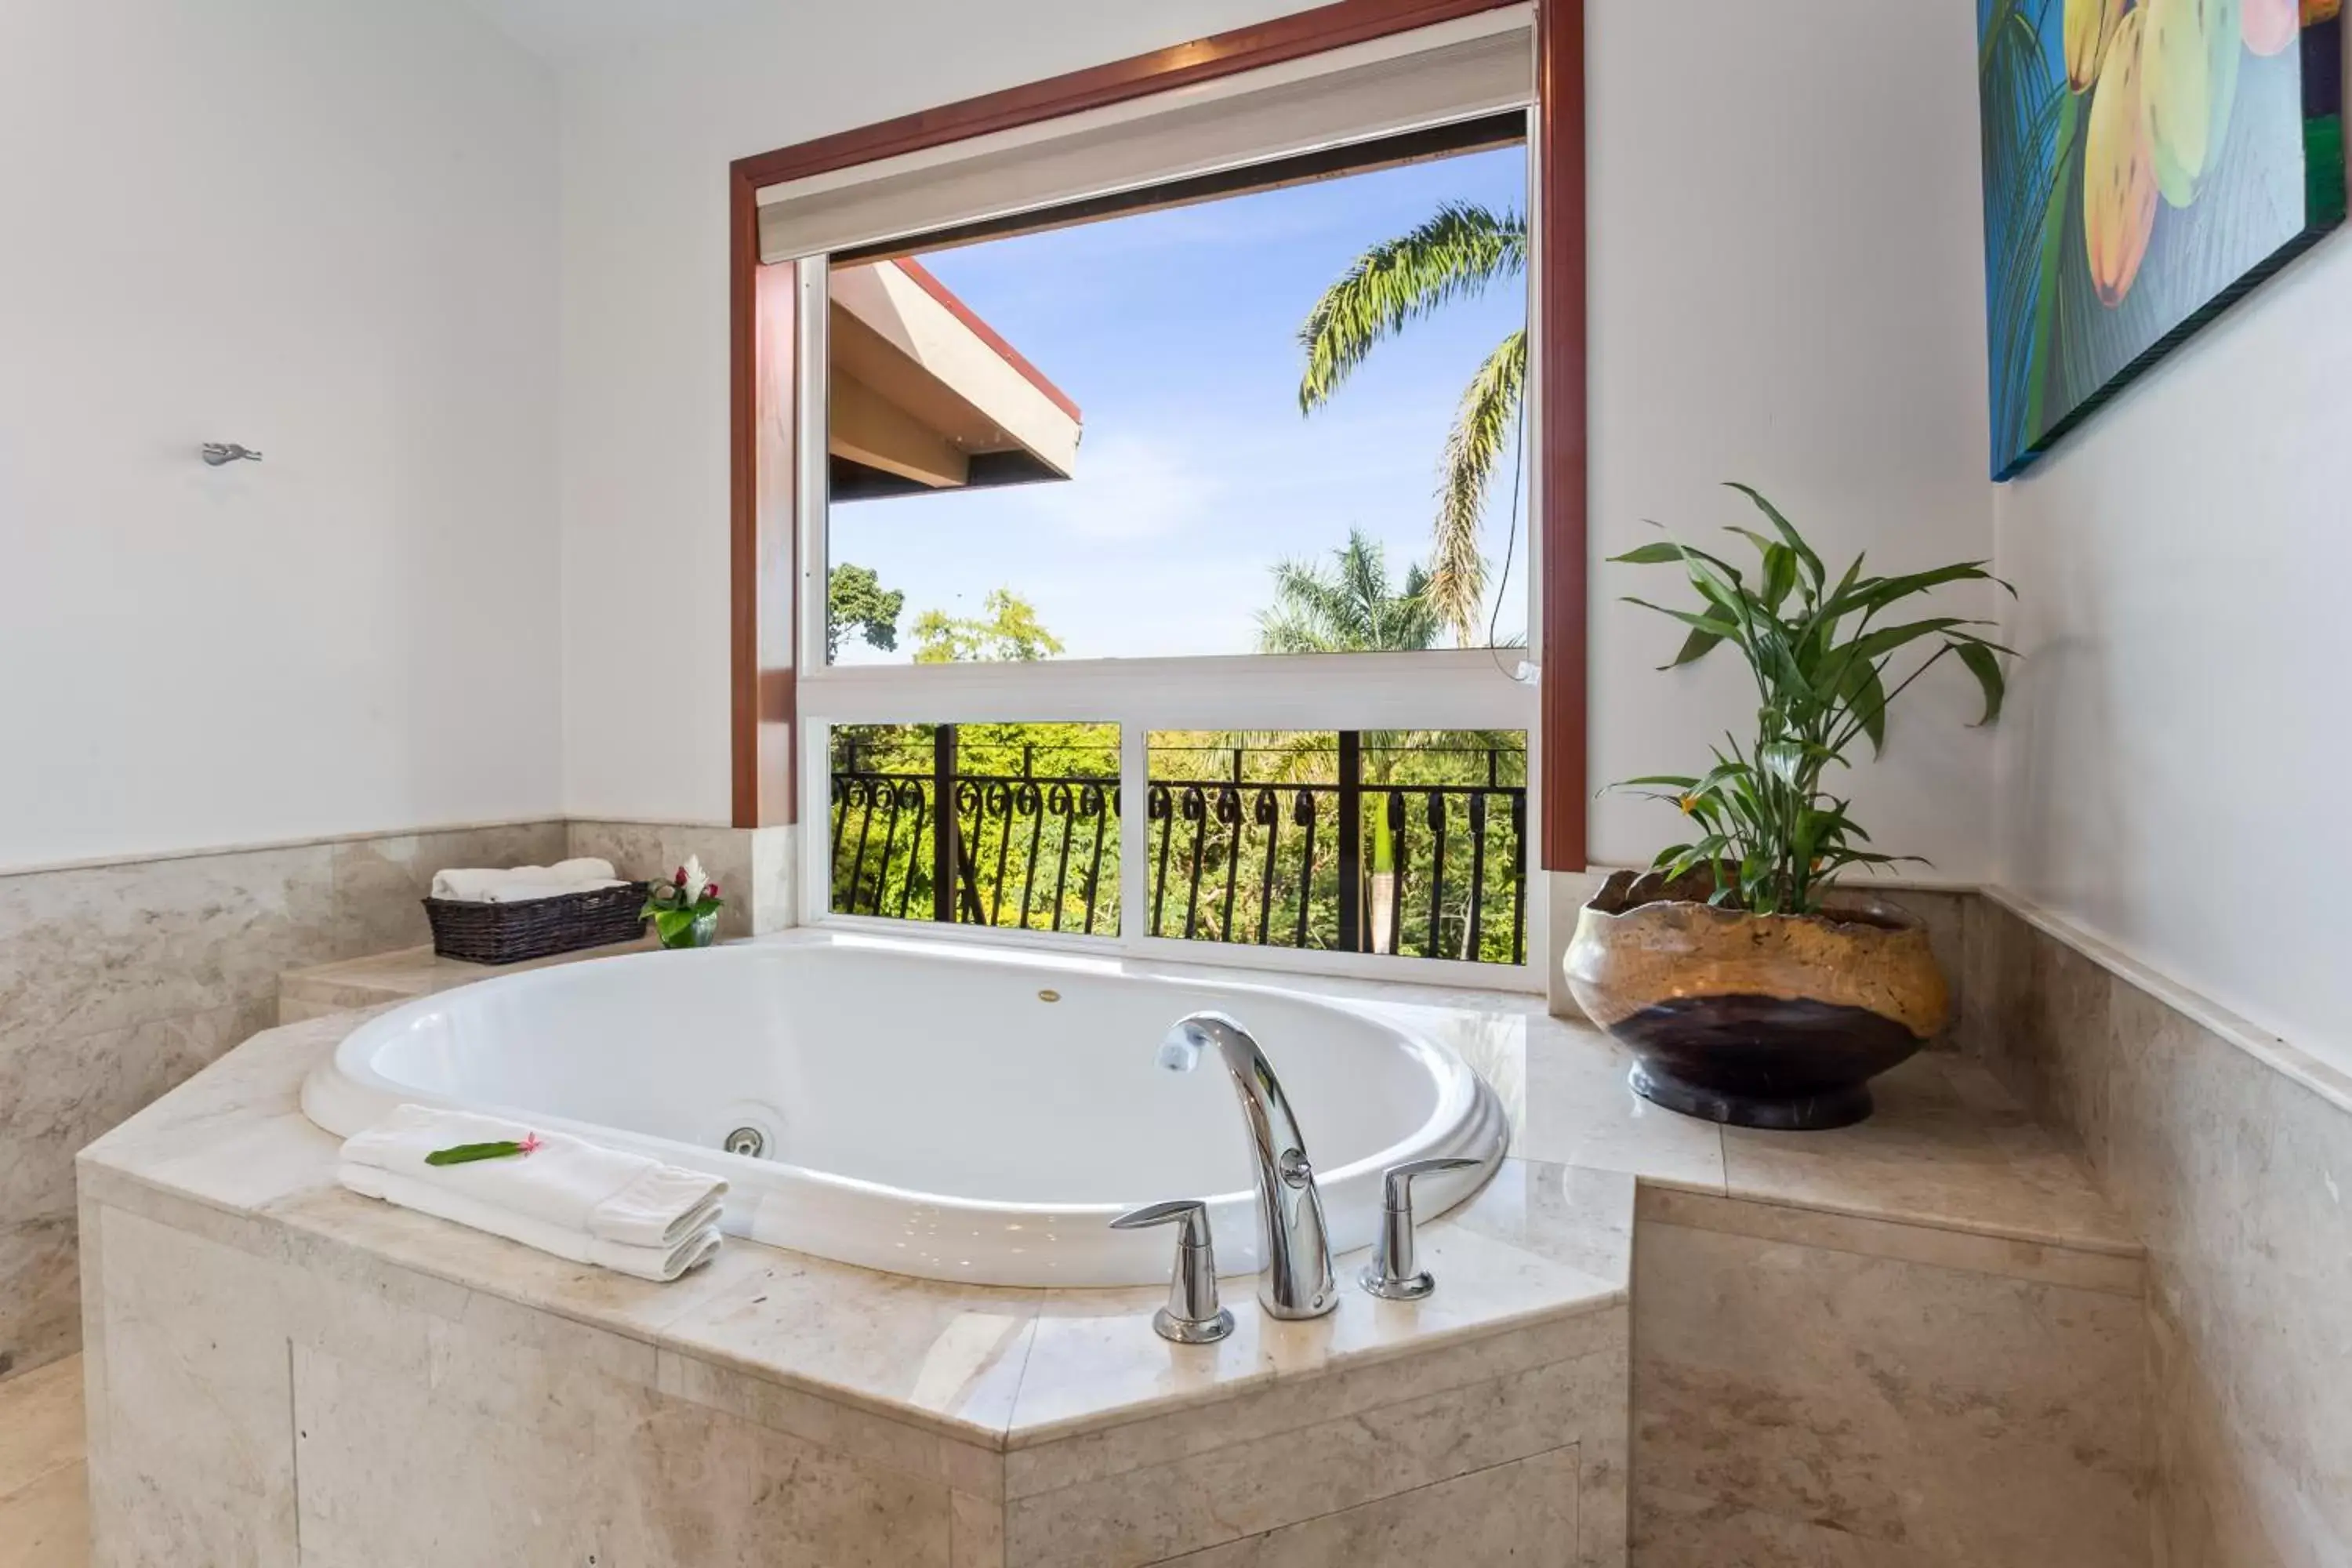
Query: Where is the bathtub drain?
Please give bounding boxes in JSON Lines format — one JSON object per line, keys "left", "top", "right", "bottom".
{"left": 724, "top": 1126, "right": 766, "bottom": 1159}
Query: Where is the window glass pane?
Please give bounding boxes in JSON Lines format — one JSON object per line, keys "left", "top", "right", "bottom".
{"left": 1144, "top": 731, "right": 1527, "bottom": 964}
{"left": 829, "top": 723, "right": 1120, "bottom": 934}
{"left": 825, "top": 137, "right": 1530, "bottom": 666}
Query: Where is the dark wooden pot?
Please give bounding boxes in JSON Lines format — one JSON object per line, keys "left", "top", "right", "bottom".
{"left": 1563, "top": 868, "right": 1949, "bottom": 1131}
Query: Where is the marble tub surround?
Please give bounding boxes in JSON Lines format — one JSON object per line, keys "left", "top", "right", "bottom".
{"left": 74, "top": 938, "right": 2150, "bottom": 1567}
{"left": 563, "top": 819, "right": 796, "bottom": 939}
{"left": 76, "top": 1001, "right": 1632, "bottom": 1568}
{"left": 0, "top": 817, "right": 568, "bottom": 1380}
{"left": 1964, "top": 891, "right": 2352, "bottom": 1568}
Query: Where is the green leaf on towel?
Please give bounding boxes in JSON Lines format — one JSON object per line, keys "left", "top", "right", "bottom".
{"left": 424, "top": 1139, "right": 535, "bottom": 1166}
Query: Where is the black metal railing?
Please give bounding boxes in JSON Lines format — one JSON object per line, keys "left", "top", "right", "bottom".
{"left": 829, "top": 728, "right": 1526, "bottom": 964}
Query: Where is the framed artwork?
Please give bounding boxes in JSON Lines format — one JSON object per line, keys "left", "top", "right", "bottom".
{"left": 1979, "top": 0, "right": 2345, "bottom": 478}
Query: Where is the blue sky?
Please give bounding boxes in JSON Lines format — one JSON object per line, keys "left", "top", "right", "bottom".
{"left": 829, "top": 143, "right": 1530, "bottom": 663}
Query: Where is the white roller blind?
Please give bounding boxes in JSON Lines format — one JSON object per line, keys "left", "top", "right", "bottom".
{"left": 755, "top": 8, "right": 1533, "bottom": 263}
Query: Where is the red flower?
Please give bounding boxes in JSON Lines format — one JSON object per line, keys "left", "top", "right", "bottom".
{"left": 702, "top": 882, "right": 720, "bottom": 898}
{"left": 673, "top": 866, "right": 688, "bottom": 887}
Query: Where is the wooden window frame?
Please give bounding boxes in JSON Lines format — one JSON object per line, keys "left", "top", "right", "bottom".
{"left": 729, "top": 0, "right": 1588, "bottom": 870}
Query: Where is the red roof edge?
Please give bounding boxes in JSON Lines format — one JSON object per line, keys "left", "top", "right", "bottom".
{"left": 887, "top": 257, "right": 1083, "bottom": 425}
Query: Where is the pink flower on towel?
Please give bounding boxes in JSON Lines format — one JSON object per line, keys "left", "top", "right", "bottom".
{"left": 517, "top": 1132, "right": 543, "bottom": 1156}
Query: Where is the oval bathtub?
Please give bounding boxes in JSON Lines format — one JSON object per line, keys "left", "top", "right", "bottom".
{"left": 300, "top": 935, "right": 1508, "bottom": 1288}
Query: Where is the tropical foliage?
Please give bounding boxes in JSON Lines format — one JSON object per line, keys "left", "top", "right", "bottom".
{"left": 826, "top": 563, "right": 905, "bottom": 659}
{"left": 1611, "top": 485, "right": 2012, "bottom": 916}
{"left": 1979, "top": 0, "right": 2340, "bottom": 476}
{"left": 1296, "top": 201, "right": 1526, "bottom": 643}
{"left": 912, "top": 589, "right": 1064, "bottom": 663}
{"left": 1256, "top": 528, "right": 1441, "bottom": 655}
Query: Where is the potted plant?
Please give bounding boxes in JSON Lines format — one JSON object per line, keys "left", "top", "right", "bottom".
{"left": 643, "top": 858, "right": 724, "bottom": 949}
{"left": 1564, "top": 485, "right": 2011, "bottom": 1129}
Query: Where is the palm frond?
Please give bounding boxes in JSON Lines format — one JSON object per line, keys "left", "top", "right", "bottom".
{"left": 1296, "top": 202, "right": 1526, "bottom": 413}
{"left": 1255, "top": 529, "right": 1439, "bottom": 654}
{"left": 1431, "top": 328, "right": 1526, "bottom": 644}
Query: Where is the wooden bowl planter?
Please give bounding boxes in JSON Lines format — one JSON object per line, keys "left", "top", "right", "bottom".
{"left": 1564, "top": 867, "right": 1948, "bottom": 1130}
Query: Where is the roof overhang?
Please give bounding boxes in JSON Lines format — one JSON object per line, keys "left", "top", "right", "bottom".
{"left": 828, "top": 259, "right": 1082, "bottom": 501}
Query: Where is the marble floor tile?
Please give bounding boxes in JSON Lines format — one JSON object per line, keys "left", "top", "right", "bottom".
{"left": 0, "top": 1355, "right": 85, "bottom": 1494}
{"left": 0, "top": 1460, "right": 89, "bottom": 1568}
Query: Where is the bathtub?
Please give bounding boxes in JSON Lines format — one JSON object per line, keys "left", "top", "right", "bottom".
{"left": 300, "top": 934, "right": 1508, "bottom": 1288}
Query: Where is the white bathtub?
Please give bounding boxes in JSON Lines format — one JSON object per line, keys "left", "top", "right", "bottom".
{"left": 300, "top": 935, "right": 1508, "bottom": 1287}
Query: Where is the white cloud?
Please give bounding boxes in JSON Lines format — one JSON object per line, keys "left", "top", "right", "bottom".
{"left": 1027, "top": 431, "right": 1222, "bottom": 543}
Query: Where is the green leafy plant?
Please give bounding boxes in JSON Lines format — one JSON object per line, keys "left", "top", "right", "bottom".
{"left": 642, "top": 856, "right": 724, "bottom": 947}
{"left": 1611, "top": 484, "right": 2014, "bottom": 916}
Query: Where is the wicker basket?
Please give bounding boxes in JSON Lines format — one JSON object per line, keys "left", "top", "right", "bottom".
{"left": 422, "top": 882, "right": 649, "bottom": 965}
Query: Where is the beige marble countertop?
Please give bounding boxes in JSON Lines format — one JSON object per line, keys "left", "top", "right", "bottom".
{"left": 87, "top": 936, "right": 2136, "bottom": 1454}
{"left": 278, "top": 937, "right": 655, "bottom": 1020}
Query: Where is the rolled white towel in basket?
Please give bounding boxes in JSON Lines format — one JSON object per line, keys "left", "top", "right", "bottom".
{"left": 430, "top": 858, "right": 625, "bottom": 903}
{"left": 340, "top": 1105, "right": 728, "bottom": 1277}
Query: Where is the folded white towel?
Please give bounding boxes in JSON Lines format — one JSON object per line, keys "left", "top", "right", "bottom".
{"left": 430, "top": 861, "right": 627, "bottom": 902}
{"left": 339, "top": 1162, "right": 722, "bottom": 1283}
{"left": 341, "top": 1105, "right": 727, "bottom": 1249}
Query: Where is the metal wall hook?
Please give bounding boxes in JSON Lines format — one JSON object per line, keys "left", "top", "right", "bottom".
{"left": 200, "top": 443, "right": 263, "bottom": 466}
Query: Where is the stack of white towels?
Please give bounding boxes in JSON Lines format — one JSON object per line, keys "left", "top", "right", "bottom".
{"left": 429, "top": 857, "right": 627, "bottom": 904}
{"left": 339, "top": 1105, "right": 727, "bottom": 1282}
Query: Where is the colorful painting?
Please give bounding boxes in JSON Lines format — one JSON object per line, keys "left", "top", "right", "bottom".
{"left": 1979, "top": 0, "right": 2345, "bottom": 478}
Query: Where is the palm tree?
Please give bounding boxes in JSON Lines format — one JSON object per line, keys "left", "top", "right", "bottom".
{"left": 1255, "top": 529, "right": 1439, "bottom": 655}
{"left": 1254, "top": 531, "right": 1497, "bottom": 954}
{"left": 1297, "top": 201, "right": 1526, "bottom": 646}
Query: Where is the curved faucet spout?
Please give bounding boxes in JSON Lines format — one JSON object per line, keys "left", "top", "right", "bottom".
{"left": 1160, "top": 1012, "right": 1338, "bottom": 1319}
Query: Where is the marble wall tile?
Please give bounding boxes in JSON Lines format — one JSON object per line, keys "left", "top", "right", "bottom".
{"left": 328, "top": 820, "right": 568, "bottom": 955}
{"left": 2, "top": 821, "right": 562, "bottom": 1381}
{"left": 0, "top": 1218, "right": 79, "bottom": 1379}
{"left": 1, "top": 1004, "right": 267, "bottom": 1229}
{"left": 565, "top": 820, "right": 797, "bottom": 939}
{"left": 1879, "top": 887, "right": 1967, "bottom": 1048}
{"left": 1632, "top": 1218, "right": 2146, "bottom": 1568}
{"left": 0, "top": 845, "right": 339, "bottom": 1040}
{"left": 1006, "top": 1354, "right": 1599, "bottom": 1568}
{"left": 1976, "top": 906, "right": 2352, "bottom": 1566}
{"left": 1149, "top": 1444, "right": 1580, "bottom": 1567}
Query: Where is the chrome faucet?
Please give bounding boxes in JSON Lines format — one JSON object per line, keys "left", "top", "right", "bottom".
{"left": 1156, "top": 1011, "right": 1338, "bottom": 1319}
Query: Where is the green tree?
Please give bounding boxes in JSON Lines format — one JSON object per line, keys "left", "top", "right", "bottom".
{"left": 1256, "top": 529, "right": 1440, "bottom": 655}
{"left": 1296, "top": 201, "right": 1526, "bottom": 647}
{"left": 912, "top": 589, "right": 1064, "bottom": 663}
{"left": 827, "top": 563, "right": 905, "bottom": 659}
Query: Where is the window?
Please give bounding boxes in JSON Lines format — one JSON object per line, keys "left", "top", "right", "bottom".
{"left": 770, "top": 12, "right": 1543, "bottom": 983}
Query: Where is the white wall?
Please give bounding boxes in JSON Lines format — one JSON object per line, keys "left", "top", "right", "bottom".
{"left": 1994, "top": 228, "right": 2352, "bottom": 1074}
{"left": 1584, "top": 0, "right": 1997, "bottom": 879}
{"left": 0, "top": 0, "right": 564, "bottom": 869}
{"left": 557, "top": 0, "right": 1998, "bottom": 875}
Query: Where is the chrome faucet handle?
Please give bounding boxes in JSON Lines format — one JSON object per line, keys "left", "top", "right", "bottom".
{"left": 1358, "top": 1156, "right": 1480, "bottom": 1301}
{"left": 1111, "top": 1199, "right": 1235, "bottom": 1345}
